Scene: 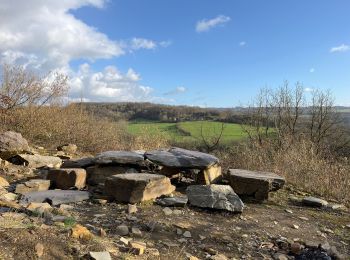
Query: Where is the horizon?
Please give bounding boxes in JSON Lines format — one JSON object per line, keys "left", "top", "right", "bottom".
{"left": 1, "top": 0, "right": 350, "bottom": 107}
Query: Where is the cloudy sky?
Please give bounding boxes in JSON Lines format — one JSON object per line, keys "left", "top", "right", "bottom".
{"left": 0, "top": 0, "right": 349, "bottom": 106}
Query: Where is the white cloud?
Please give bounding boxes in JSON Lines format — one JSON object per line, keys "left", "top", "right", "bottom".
{"left": 239, "top": 41, "right": 246, "bottom": 46}
{"left": 304, "top": 87, "right": 314, "bottom": 93}
{"left": 309, "top": 68, "right": 315, "bottom": 73}
{"left": 196, "top": 15, "right": 231, "bottom": 33}
{"left": 0, "top": 0, "right": 171, "bottom": 102}
{"left": 330, "top": 44, "right": 350, "bottom": 53}
{"left": 164, "top": 86, "right": 187, "bottom": 96}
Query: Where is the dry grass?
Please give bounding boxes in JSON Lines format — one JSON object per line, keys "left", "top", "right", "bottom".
{"left": 216, "top": 139, "right": 350, "bottom": 205}
{"left": 0, "top": 104, "right": 168, "bottom": 153}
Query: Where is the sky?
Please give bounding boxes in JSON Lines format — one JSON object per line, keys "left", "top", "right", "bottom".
{"left": 0, "top": 0, "right": 349, "bottom": 107}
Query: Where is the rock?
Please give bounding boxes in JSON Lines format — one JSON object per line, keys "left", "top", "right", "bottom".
{"left": 163, "top": 207, "right": 173, "bottom": 215}
{"left": 116, "top": 224, "right": 129, "bottom": 236}
{"left": 15, "top": 179, "right": 50, "bottom": 194}
{"left": 273, "top": 253, "right": 289, "bottom": 260}
{"left": 9, "top": 154, "right": 62, "bottom": 168}
{"left": 35, "top": 243, "right": 44, "bottom": 258}
{"left": 183, "top": 231, "right": 191, "bottom": 238}
{"left": 94, "top": 151, "right": 144, "bottom": 165}
{"left": 145, "top": 147, "right": 219, "bottom": 169}
{"left": 227, "top": 169, "right": 285, "bottom": 200}
{"left": 156, "top": 196, "right": 188, "bottom": 207}
{"left": 0, "top": 131, "right": 30, "bottom": 160}
{"left": 89, "top": 251, "right": 112, "bottom": 260}
{"left": 292, "top": 224, "right": 299, "bottom": 229}
{"left": 186, "top": 184, "right": 244, "bottom": 212}
{"left": 27, "top": 202, "right": 52, "bottom": 214}
{"left": 131, "top": 227, "right": 142, "bottom": 237}
{"left": 47, "top": 168, "right": 86, "bottom": 189}
{"left": 57, "top": 144, "right": 77, "bottom": 154}
{"left": 0, "top": 199, "right": 21, "bottom": 209}
{"left": 129, "top": 241, "right": 146, "bottom": 255}
{"left": 197, "top": 164, "right": 222, "bottom": 185}
{"left": 127, "top": 204, "right": 138, "bottom": 214}
{"left": 0, "top": 176, "right": 9, "bottom": 187}
{"left": 211, "top": 254, "right": 228, "bottom": 260}
{"left": 87, "top": 165, "right": 138, "bottom": 185}
{"left": 290, "top": 242, "right": 303, "bottom": 254}
{"left": 120, "top": 237, "right": 129, "bottom": 245}
{"left": 71, "top": 224, "right": 93, "bottom": 240}
{"left": 61, "top": 157, "right": 95, "bottom": 169}
{"left": 302, "top": 196, "right": 328, "bottom": 208}
{"left": 20, "top": 190, "right": 90, "bottom": 205}
{"left": 105, "top": 173, "right": 175, "bottom": 203}
{"left": 0, "top": 192, "right": 17, "bottom": 201}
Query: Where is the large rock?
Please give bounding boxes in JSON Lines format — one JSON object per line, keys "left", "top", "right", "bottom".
{"left": 15, "top": 179, "right": 50, "bottom": 194}
{"left": 145, "top": 147, "right": 219, "bottom": 169}
{"left": 105, "top": 173, "right": 175, "bottom": 203}
{"left": 94, "top": 151, "right": 144, "bottom": 165}
{"left": 61, "top": 157, "right": 95, "bottom": 169}
{"left": 47, "top": 168, "right": 86, "bottom": 189}
{"left": 228, "top": 169, "right": 285, "bottom": 201}
{"left": 0, "top": 131, "right": 30, "bottom": 160}
{"left": 9, "top": 154, "right": 62, "bottom": 168}
{"left": 302, "top": 196, "right": 328, "bottom": 208}
{"left": 87, "top": 165, "right": 138, "bottom": 185}
{"left": 186, "top": 184, "right": 244, "bottom": 213}
{"left": 20, "top": 190, "right": 90, "bottom": 205}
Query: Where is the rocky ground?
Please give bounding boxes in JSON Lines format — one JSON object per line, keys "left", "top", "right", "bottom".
{"left": 0, "top": 131, "right": 349, "bottom": 259}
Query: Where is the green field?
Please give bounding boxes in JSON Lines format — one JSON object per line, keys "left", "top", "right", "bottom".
{"left": 127, "top": 120, "right": 250, "bottom": 143}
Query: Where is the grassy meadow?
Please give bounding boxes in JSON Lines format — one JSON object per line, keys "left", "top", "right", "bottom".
{"left": 127, "top": 120, "right": 250, "bottom": 144}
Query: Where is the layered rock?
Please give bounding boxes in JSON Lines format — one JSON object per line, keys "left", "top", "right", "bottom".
{"left": 105, "top": 173, "right": 175, "bottom": 203}
{"left": 47, "top": 168, "right": 86, "bottom": 190}
{"left": 186, "top": 184, "right": 244, "bottom": 212}
{"left": 228, "top": 169, "right": 285, "bottom": 201}
{"left": 87, "top": 165, "right": 138, "bottom": 185}
{"left": 0, "top": 131, "right": 30, "bottom": 160}
{"left": 61, "top": 157, "right": 95, "bottom": 169}
{"left": 197, "top": 164, "right": 222, "bottom": 185}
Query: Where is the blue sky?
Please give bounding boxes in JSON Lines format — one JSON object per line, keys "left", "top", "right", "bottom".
{"left": 1, "top": 0, "right": 349, "bottom": 106}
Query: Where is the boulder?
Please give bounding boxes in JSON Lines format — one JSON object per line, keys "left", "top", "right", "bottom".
{"left": 26, "top": 202, "right": 52, "bottom": 214}
{"left": 9, "top": 154, "right": 62, "bottom": 168}
{"left": 145, "top": 147, "right": 219, "bottom": 169}
{"left": 156, "top": 196, "right": 188, "bottom": 207}
{"left": 228, "top": 169, "right": 285, "bottom": 200}
{"left": 105, "top": 173, "right": 175, "bottom": 203}
{"left": 47, "top": 168, "right": 86, "bottom": 189}
{"left": 15, "top": 179, "right": 50, "bottom": 194}
{"left": 197, "top": 164, "right": 222, "bottom": 185}
{"left": 20, "top": 190, "right": 90, "bottom": 205}
{"left": 57, "top": 144, "right": 77, "bottom": 154}
{"left": 0, "top": 131, "right": 30, "bottom": 160}
{"left": 61, "top": 157, "right": 95, "bottom": 169}
{"left": 186, "top": 184, "right": 244, "bottom": 213}
{"left": 94, "top": 151, "right": 144, "bottom": 165}
{"left": 87, "top": 165, "right": 138, "bottom": 185}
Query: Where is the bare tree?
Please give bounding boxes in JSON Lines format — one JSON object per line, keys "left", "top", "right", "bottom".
{"left": 199, "top": 121, "right": 226, "bottom": 152}
{"left": 0, "top": 64, "right": 68, "bottom": 110}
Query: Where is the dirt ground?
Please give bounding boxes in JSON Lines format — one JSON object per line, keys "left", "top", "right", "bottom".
{"left": 1, "top": 184, "right": 348, "bottom": 260}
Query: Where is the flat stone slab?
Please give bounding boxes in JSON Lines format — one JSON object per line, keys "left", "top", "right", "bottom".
{"left": 20, "top": 190, "right": 90, "bottom": 205}
{"left": 156, "top": 196, "right": 188, "bottom": 207}
{"left": 47, "top": 168, "right": 86, "bottom": 190}
{"left": 145, "top": 147, "right": 219, "bottom": 169}
{"left": 105, "top": 173, "right": 175, "bottom": 203}
{"left": 61, "top": 157, "right": 95, "bottom": 169}
{"left": 228, "top": 169, "right": 285, "bottom": 200}
{"left": 94, "top": 151, "right": 145, "bottom": 165}
{"left": 302, "top": 196, "right": 328, "bottom": 208}
{"left": 186, "top": 184, "right": 244, "bottom": 213}
{"left": 15, "top": 179, "right": 50, "bottom": 194}
{"left": 9, "top": 154, "right": 62, "bottom": 168}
